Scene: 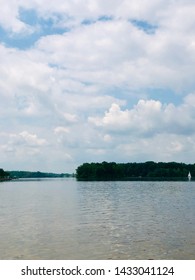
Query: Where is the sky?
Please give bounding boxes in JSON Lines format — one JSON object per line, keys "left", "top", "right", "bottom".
{"left": 0, "top": 0, "right": 195, "bottom": 173}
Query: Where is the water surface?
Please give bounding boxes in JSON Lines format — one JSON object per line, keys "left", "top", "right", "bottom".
{"left": 0, "top": 179, "right": 194, "bottom": 259}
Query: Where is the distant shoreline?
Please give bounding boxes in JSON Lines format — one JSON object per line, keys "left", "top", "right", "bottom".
{"left": 6, "top": 170, "right": 75, "bottom": 180}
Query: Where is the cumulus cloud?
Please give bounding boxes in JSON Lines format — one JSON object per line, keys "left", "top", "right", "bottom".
{"left": 1, "top": 131, "right": 47, "bottom": 151}
{"left": 89, "top": 97, "right": 195, "bottom": 136}
{"left": 0, "top": 0, "right": 30, "bottom": 33}
{"left": 0, "top": 131, "right": 48, "bottom": 171}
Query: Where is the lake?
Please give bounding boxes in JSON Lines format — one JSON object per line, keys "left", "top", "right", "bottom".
{"left": 0, "top": 179, "right": 194, "bottom": 259}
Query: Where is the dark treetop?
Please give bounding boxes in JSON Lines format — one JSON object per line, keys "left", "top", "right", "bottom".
{"left": 0, "top": 168, "right": 10, "bottom": 180}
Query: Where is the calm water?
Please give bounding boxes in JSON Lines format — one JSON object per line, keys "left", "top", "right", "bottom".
{"left": 0, "top": 179, "right": 194, "bottom": 260}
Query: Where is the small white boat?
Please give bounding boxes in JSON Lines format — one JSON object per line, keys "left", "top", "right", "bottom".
{"left": 188, "top": 172, "right": 191, "bottom": 181}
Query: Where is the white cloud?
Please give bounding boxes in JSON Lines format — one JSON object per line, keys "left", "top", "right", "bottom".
{"left": 89, "top": 97, "right": 195, "bottom": 137}
{"left": 0, "top": 131, "right": 48, "bottom": 170}
{"left": 89, "top": 100, "right": 161, "bottom": 134}
{"left": 0, "top": 0, "right": 30, "bottom": 33}
{"left": 2, "top": 131, "right": 47, "bottom": 151}
{"left": 19, "top": 131, "right": 47, "bottom": 146}
{"left": 54, "top": 127, "right": 69, "bottom": 134}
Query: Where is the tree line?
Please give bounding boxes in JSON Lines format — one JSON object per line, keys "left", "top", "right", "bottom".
{"left": 76, "top": 161, "right": 194, "bottom": 181}
{"left": 0, "top": 169, "right": 74, "bottom": 180}
{"left": 8, "top": 171, "right": 73, "bottom": 179}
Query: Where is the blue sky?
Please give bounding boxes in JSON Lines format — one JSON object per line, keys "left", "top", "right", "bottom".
{"left": 0, "top": 0, "right": 195, "bottom": 173}
{"left": 0, "top": 8, "right": 67, "bottom": 49}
